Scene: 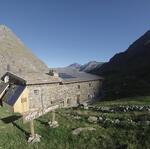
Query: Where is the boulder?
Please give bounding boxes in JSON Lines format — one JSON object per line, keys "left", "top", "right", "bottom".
{"left": 145, "top": 121, "right": 150, "bottom": 125}
{"left": 114, "top": 119, "right": 120, "bottom": 124}
{"left": 72, "top": 127, "right": 96, "bottom": 135}
{"left": 28, "top": 134, "right": 41, "bottom": 143}
{"left": 98, "top": 116, "right": 103, "bottom": 121}
{"left": 88, "top": 116, "right": 98, "bottom": 123}
{"left": 48, "top": 121, "right": 59, "bottom": 128}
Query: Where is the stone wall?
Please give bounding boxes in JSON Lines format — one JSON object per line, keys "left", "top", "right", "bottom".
{"left": 27, "top": 80, "right": 102, "bottom": 110}
{"left": 63, "top": 80, "right": 102, "bottom": 106}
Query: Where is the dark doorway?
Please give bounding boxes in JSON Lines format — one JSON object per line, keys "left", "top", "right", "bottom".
{"left": 77, "top": 94, "right": 80, "bottom": 104}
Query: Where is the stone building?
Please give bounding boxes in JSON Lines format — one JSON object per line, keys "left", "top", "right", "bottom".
{"left": 0, "top": 68, "right": 103, "bottom": 116}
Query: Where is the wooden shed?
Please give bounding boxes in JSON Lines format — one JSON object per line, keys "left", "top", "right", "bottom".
{"left": 0, "top": 72, "right": 29, "bottom": 113}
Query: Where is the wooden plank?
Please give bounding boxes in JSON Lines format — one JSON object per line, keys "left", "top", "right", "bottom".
{"left": 52, "top": 110, "right": 55, "bottom": 122}
{"left": 23, "top": 105, "right": 59, "bottom": 123}
{"left": 0, "top": 83, "right": 9, "bottom": 99}
{"left": 30, "top": 120, "right": 35, "bottom": 137}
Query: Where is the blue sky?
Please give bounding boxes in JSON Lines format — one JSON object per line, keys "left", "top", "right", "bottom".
{"left": 0, "top": 0, "right": 150, "bottom": 67}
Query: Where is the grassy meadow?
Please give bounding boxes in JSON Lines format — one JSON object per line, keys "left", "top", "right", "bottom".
{"left": 0, "top": 96, "right": 150, "bottom": 149}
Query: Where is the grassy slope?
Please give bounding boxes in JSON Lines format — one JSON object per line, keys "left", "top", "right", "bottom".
{"left": 0, "top": 97, "right": 150, "bottom": 149}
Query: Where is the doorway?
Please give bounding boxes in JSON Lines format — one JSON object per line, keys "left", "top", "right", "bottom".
{"left": 77, "top": 94, "right": 80, "bottom": 104}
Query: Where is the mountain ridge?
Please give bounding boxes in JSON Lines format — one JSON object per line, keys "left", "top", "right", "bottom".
{"left": 67, "top": 61, "right": 104, "bottom": 72}
{"left": 90, "top": 30, "right": 150, "bottom": 98}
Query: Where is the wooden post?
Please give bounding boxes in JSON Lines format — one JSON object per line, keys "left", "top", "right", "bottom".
{"left": 52, "top": 110, "right": 55, "bottom": 122}
{"left": 30, "top": 120, "right": 35, "bottom": 137}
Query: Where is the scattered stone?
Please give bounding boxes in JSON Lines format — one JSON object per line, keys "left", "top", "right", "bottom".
{"left": 72, "top": 127, "right": 96, "bottom": 135}
{"left": 88, "top": 116, "right": 98, "bottom": 123}
{"left": 79, "top": 102, "right": 89, "bottom": 110}
{"left": 145, "top": 121, "right": 150, "bottom": 125}
{"left": 48, "top": 121, "right": 59, "bottom": 128}
{"left": 73, "top": 116, "right": 81, "bottom": 120}
{"left": 91, "top": 105, "right": 150, "bottom": 113}
{"left": 98, "top": 116, "right": 103, "bottom": 121}
{"left": 84, "top": 106, "right": 89, "bottom": 110}
{"left": 110, "top": 109, "right": 114, "bottom": 112}
{"left": 28, "top": 134, "right": 41, "bottom": 143}
{"left": 101, "top": 107, "right": 110, "bottom": 111}
{"left": 114, "top": 119, "right": 120, "bottom": 124}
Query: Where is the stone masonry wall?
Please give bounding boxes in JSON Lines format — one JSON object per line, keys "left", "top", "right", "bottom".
{"left": 63, "top": 80, "right": 102, "bottom": 106}
{"left": 27, "top": 80, "right": 102, "bottom": 110}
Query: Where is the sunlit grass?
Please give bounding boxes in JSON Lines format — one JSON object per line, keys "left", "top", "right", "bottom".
{"left": 0, "top": 96, "right": 150, "bottom": 149}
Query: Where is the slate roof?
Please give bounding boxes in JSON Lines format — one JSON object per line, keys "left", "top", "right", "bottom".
{"left": 1, "top": 68, "right": 103, "bottom": 86}
{"left": 55, "top": 68, "right": 103, "bottom": 83}
{"left": 20, "top": 72, "right": 62, "bottom": 85}
{"left": 1, "top": 72, "right": 62, "bottom": 85}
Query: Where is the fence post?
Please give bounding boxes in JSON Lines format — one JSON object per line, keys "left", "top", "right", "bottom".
{"left": 52, "top": 110, "right": 55, "bottom": 122}
{"left": 30, "top": 120, "right": 35, "bottom": 137}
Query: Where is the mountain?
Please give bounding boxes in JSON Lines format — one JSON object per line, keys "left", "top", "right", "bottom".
{"left": 0, "top": 25, "right": 49, "bottom": 77}
{"left": 79, "top": 61, "right": 104, "bottom": 72}
{"left": 67, "top": 63, "right": 81, "bottom": 69}
{"left": 90, "top": 30, "right": 150, "bottom": 99}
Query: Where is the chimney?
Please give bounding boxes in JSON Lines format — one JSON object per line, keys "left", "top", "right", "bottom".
{"left": 48, "top": 69, "right": 59, "bottom": 77}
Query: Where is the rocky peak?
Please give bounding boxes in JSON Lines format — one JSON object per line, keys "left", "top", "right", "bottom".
{"left": 0, "top": 25, "right": 49, "bottom": 77}
{"left": 67, "top": 63, "right": 81, "bottom": 69}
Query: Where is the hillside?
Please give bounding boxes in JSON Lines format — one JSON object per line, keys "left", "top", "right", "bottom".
{"left": 90, "top": 30, "right": 150, "bottom": 98}
{"left": 0, "top": 25, "right": 49, "bottom": 77}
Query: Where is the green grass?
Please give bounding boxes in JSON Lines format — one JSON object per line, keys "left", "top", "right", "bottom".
{"left": 0, "top": 96, "right": 150, "bottom": 149}
{"left": 94, "top": 96, "right": 150, "bottom": 107}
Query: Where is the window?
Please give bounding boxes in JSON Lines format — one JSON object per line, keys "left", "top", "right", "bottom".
{"left": 78, "top": 85, "right": 80, "bottom": 89}
{"left": 21, "top": 97, "right": 27, "bottom": 103}
{"left": 89, "top": 83, "right": 92, "bottom": 87}
{"left": 34, "top": 89, "right": 39, "bottom": 95}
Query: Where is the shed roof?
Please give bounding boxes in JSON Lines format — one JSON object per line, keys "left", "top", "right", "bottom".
{"left": 2, "top": 84, "right": 25, "bottom": 106}
{"left": 1, "top": 72, "right": 26, "bottom": 85}
{"left": 55, "top": 68, "right": 103, "bottom": 83}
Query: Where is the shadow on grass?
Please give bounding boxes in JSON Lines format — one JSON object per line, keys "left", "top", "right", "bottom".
{"left": 12, "top": 122, "right": 30, "bottom": 139}
{"left": 36, "top": 119, "right": 49, "bottom": 126}
{"left": 1, "top": 115, "right": 30, "bottom": 139}
{"left": 1, "top": 115, "right": 22, "bottom": 124}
